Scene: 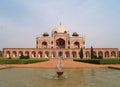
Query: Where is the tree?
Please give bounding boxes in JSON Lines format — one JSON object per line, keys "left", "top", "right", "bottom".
{"left": 0, "top": 50, "right": 2, "bottom": 57}
{"left": 119, "top": 51, "right": 120, "bottom": 57}
{"left": 80, "top": 48, "right": 84, "bottom": 59}
{"left": 91, "top": 46, "right": 94, "bottom": 59}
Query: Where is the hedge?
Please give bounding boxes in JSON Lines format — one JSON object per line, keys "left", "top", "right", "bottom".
{"left": 0, "top": 58, "right": 49, "bottom": 64}
{"left": 73, "top": 58, "right": 120, "bottom": 64}
{"left": 100, "top": 59, "right": 120, "bottom": 64}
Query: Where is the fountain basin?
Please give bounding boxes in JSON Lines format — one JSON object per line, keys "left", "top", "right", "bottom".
{"left": 0, "top": 68, "right": 120, "bottom": 87}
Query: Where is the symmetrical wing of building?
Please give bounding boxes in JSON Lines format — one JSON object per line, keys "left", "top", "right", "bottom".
{"left": 3, "top": 25, "right": 119, "bottom": 58}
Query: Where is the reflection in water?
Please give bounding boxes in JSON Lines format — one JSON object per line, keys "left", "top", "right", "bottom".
{"left": 0, "top": 68, "right": 120, "bottom": 87}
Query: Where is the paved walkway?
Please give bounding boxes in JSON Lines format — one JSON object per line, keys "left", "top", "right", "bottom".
{"left": 1, "top": 59, "right": 120, "bottom": 69}
{"left": 0, "top": 59, "right": 120, "bottom": 70}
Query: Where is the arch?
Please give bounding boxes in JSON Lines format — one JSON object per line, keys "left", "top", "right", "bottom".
{"left": 68, "top": 41, "right": 70, "bottom": 45}
{"left": 42, "top": 41, "right": 48, "bottom": 48}
{"left": 19, "top": 51, "right": 23, "bottom": 57}
{"left": 65, "top": 51, "right": 70, "bottom": 58}
{"left": 56, "top": 38, "right": 65, "bottom": 48}
{"left": 6, "top": 51, "right": 11, "bottom": 58}
{"left": 98, "top": 51, "right": 103, "bottom": 58}
{"left": 51, "top": 52, "right": 56, "bottom": 58}
{"left": 58, "top": 51, "right": 63, "bottom": 57}
{"left": 85, "top": 51, "right": 90, "bottom": 58}
{"left": 51, "top": 41, "right": 53, "bottom": 45}
{"left": 94, "top": 51, "right": 97, "bottom": 58}
{"left": 32, "top": 51, "right": 36, "bottom": 58}
{"left": 105, "top": 51, "right": 109, "bottom": 58}
{"left": 38, "top": 51, "right": 42, "bottom": 58}
{"left": 72, "top": 51, "right": 77, "bottom": 58}
{"left": 45, "top": 51, "right": 49, "bottom": 58}
{"left": 12, "top": 51, "right": 17, "bottom": 58}
{"left": 111, "top": 51, "right": 116, "bottom": 58}
{"left": 74, "top": 41, "right": 80, "bottom": 48}
{"left": 25, "top": 51, "right": 29, "bottom": 56}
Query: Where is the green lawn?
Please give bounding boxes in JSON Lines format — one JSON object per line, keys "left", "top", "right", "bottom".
{"left": 0, "top": 58, "right": 49, "bottom": 64}
{"left": 74, "top": 58, "right": 120, "bottom": 64}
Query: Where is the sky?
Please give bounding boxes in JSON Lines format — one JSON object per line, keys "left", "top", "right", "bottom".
{"left": 0, "top": 0, "right": 120, "bottom": 50}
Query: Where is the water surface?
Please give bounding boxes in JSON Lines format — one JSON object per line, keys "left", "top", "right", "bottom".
{"left": 0, "top": 68, "right": 120, "bottom": 87}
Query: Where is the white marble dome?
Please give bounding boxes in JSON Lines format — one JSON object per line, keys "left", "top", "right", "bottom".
{"left": 52, "top": 25, "right": 69, "bottom": 34}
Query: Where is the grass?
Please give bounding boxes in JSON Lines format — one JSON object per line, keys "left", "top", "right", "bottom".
{"left": 0, "top": 58, "right": 49, "bottom": 64}
{"left": 73, "top": 58, "right": 120, "bottom": 64}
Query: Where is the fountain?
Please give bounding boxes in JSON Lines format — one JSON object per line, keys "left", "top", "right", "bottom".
{"left": 57, "top": 55, "right": 64, "bottom": 78}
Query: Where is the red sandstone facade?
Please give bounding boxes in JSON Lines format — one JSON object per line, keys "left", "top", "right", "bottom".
{"left": 2, "top": 25, "right": 119, "bottom": 58}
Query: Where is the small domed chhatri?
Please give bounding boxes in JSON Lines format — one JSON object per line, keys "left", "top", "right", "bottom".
{"left": 52, "top": 24, "right": 69, "bottom": 34}
{"left": 72, "top": 32, "right": 79, "bottom": 36}
{"left": 43, "top": 32, "right": 49, "bottom": 36}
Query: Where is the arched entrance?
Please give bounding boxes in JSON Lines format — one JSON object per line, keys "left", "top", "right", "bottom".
{"left": 45, "top": 51, "right": 49, "bottom": 58}
{"left": 72, "top": 51, "right": 77, "bottom": 58}
{"left": 98, "top": 51, "right": 103, "bottom": 58}
{"left": 65, "top": 51, "right": 70, "bottom": 58}
{"left": 51, "top": 52, "right": 56, "bottom": 58}
{"left": 105, "top": 51, "right": 109, "bottom": 58}
{"left": 58, "top": 51, "right": 63, "bottom": 58}
{"left": 42, "top": 41, "right": 48, "bottom": 48}
{"left": 38, "top": 51, "right": 42, "bottom": 58}
{"left": 111, "top": 51, "right": 116, "bottom": 58}
{"left": 56, "top": 38, "right": 65, "bottom": 48}
{"left": 12, "top": 51, "right": 17, "bottom": 58}
{"left": 85, "top": 51, "right": 90, "bottom": 58}
{"left": 6, "top": 51, "right": 10, "bottom": 58}
{"left": 74, "top": 41, "right": 80, "bottom": 48}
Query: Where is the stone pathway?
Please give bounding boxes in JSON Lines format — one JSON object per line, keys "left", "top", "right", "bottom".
{"left": 0, "top": 59, "right": 120, "bottom": 69}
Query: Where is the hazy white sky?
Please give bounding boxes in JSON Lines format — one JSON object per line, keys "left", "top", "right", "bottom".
{"left": 0, "top": 0, "right": 120, "bottom": 50}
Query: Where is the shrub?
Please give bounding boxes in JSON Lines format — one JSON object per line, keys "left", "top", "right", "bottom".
{"left": 100, "top": 59, "right": 120, "bottom": 64}
{"left": 74, "top": 59, "right": 100, "bottom": 64}
{"left": 73, "top": 58, "right": 120, "bottom": 64}
{"left": 98, "top": 55, "right": 103, "bottom": 59}
{"left": 0, "top": 58, "right": 49, "bottom": 64}
{"left": 20, "top": 55, "right": 30, "bottom": 59}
